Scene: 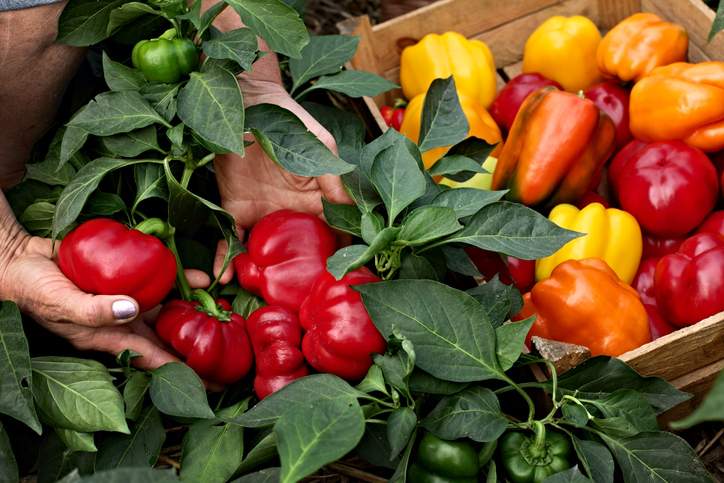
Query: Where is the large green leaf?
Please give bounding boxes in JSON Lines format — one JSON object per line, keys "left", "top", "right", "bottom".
{"left": 322, "top": 199, "right": 362, "bottom": 237}
{"left": 357, "top": 280, "right": 504, "bottom": 383}
{"left": 276, "top": 397, "right": 365, "bottom": 483}
{"left": 671, "top": 369, "right": 724, "bottom": 429}
{"left": 495, "top": 318, "right": 534, "bottom": 370}
{"left": 224, "top": 0, "right": 309, "bottom": 58}
{"left": 107, "top": 2, "right": 160, "bottom": 36}
{"left": 59, "top": 125, "right": 90, "bottom": 168}
{"left": 231, "top": 468, "right": 280, "bottom": 483}
{"left": 428, "top": 154, "right": 487, "bottom": 181}
{"left": 101, "top": 126, "right": 162, "bottom": 158}
{"left": 467, "top": 276, "right": 523, "bottom": 328}
{"left": 228, "top": 374, "right": 362, "bottom": 428}
{"left": 430, "top": 188, "right": 507, "bottom": 220}
{"left": 57, "top": 0, "right": 125, "bottom": 46}
{"left": 123, "top": 372, "right": 150, "bottom": 421}
{"left": 571, "top": 436, "right": 614, "bottom": 483}
{"left": 67, "top": 91, "right": 169, "bottom": 136}
{"left": 149, "top": 362, "right": 214, "bottom": 419}
{"left": 77, "top": 467, "right": 180, "bottom": 482}
{"left": 0, "top": 423, "right": 18, "bottom": 483}
{"left": 55, "top": 428, "right": 97, "bottom": 452}
{"left": 180, "top": 400, "right": 248, "bottom": 483}
{"left": 543, "top": 467, "right": 592, "bottom": 483}
{"left": 37, "top": 432, "right": 95, "bottom": 483}
{"left": 587, "top": 389, "right": 658, "bottom": 437}
{"left": 245, "top": 104, "right": 354, "bottom": 176}
{"left": 32, "top": 357, "right": 129, "bottom": 434}
{"left": 25, "top": 158, "right": 76, "bottom": 186}
{"left": 177, "top": 65, "right": 245, "bottom": 155}
{"left": 398, "top": 206, "right": 462, "bottom": 246}
{"left": 133, "top": 164, "right": 167, "bottom": 215}
{"left": 297, "top": 70, "right": 398, "bottom": 99}
{"left": 387, "top": 407, "right": 417, "bottom": 461}
{"left": 418, "top": 77, "right": 469, "bottom": 152}
{"left": 434, "top": 201, "right": 581, "bottom": 259}
{"left": 421, "top": 387, "right": 507, "bottom": 442}
{"left": 102, "top": 52, "right": 145, "bottom": 92}
{"left": 301, "top": 102, "right": 365, "bottom": 164}
{"left": 95, "top": 407, "right": 165, "bottom": 470}
{"left": 289, "top": 35, "right": 359, "bottom": 92}
{"left": 202, "top": 28, "right": 259, "bottom": 71}
{"left": 0, "top": 301, "right": 41, "bottom": 433}
{"left": 140, "top": 83, "right": 180, "bottom": 123}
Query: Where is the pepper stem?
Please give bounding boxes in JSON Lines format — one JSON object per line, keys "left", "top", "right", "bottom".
{"left": 160, "top": 27, "right": 177, "bottom": 40}
{"left": 167, "top": 235, "right": 192, "bottom": 301}
{"left": 134, "top": 218, "right": 174, "bottom": 240}
{"left": 531, "top": 420, "right": 547, "bottom": 455}
{"left": 191, "top": 289, "right": 231, "bottom": 321}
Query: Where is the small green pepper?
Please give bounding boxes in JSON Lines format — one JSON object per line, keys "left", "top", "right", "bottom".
{"left": 408, "top": 433, "right": 479, "bottom": 483}
{"left": 499, "top": 422, "right": 573, "bottom": 483}
{"left": 131, "top": 29, "right": 198, "bottom": 83}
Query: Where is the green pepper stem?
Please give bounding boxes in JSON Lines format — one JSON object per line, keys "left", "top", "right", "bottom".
{"left": 134, "top": 218, "right": 174, "bottom": 240}
{"left": 502, "top": 374, "right": 537, "bottom": 423}
{"left": 531, "top": 420, "right": 547, "bottom": 453}
{"left": 160, "top": 27, "right": 177, "bottom": 40}
{"left": 180, "top": 165, "right": 194, "bottom": 189}
{"left": 191, "top": 289, "right": 231, "bottom": 321}
{"left": 167, "top": 235, "right": 192, "bottom": 301}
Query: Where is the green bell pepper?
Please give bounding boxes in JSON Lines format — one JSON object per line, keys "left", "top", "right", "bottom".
{"left": 131, "top": 29, "right": 198, "bottom": 83}
{"left": 499, "top": 422, "right": 573, "bottom": 483}
{"left": 408, "top": 433, "right": 479, "bottom": 483}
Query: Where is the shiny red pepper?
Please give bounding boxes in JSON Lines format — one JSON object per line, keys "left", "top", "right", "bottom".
{"left": 246, "top": 306, "right": 309, "bottom": 399}
{"left": 465, "top": 248, "right": 536, "bottom": 292}
{"left": 234, "top": 210, "right": 336, "bottom": 311}
{"left": 155, "top": 293, "right": 253, "bottom": 384}
{"left": 299, "top": 268, "right": 386, "bottom": 381}
{"left": 584, "top": 81, "right": 631, "bottom": 149}
{"left": 642, "top": 235, "right": 685, "bottom": 259}
{"left": 609, "top": 140, "right": 719, "bottom": 237}
{"left": 632, "top": 258, "right": 676, "bottom": 339}
{"left": 489, "top": 73, "right": 562, "bottom": 134}
{"left": 697, "top": 211, "right": 724, "bottom": 236}
{"left": 58, "top": 218, "right": 177, "bottom": 312}
{"left": 381, "top": 105, "right": 405, "bottom": 131}
{"left": 654, "top": 233, "right": 724, "bottom": 327}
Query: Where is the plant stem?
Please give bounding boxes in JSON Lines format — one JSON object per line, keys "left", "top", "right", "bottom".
{"left": 167, "top": 235, "right": 192, "bottom": 301}
{"left": 180, "top": 165, "right": 194, "bottom": 189}
{"left": 502, "top": 375, "right": 537, "bottom": 423}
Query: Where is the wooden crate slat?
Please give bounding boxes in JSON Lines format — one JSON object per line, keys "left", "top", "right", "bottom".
{"left": 595, "top": 0, "right": 641, "bottom": 29}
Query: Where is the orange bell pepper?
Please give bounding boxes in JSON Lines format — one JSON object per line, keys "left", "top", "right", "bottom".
{"left": 630, "top": 62, "right": 724, "bottom": 152}
{"left": 491, "top": 87, "right": 615, "bottom": 207}
{"left": 517, "top": 258, "right": 650, "bottom": 357}
{"left": 597, "top": 13, "right": 688, "bottom": 82}
{"left": 399, "top": 91, "right": 502, "bottom": 170}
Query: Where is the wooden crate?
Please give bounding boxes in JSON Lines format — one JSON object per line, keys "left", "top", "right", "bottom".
{"left": 338, "top": 0, "right": 724, "bottom": 418}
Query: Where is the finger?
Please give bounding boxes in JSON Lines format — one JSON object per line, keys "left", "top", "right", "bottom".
{"left": 75, "top": 327, "right": 179, "bottom": 371}
{"left": 213, "top": 240, "right": 235, "bottom": 285}
{"left": 34, "top": 287, "right": 140, "bottom": 328}
{"left": 318, "top": 175, "right": 353, "bottom": 205}
{"left": 185, "top": 269, "right": 211, "bottom": 289}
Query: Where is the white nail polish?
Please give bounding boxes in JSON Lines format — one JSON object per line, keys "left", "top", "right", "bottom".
{"left": 112, "top": 300, "right": 137, "bottom": 320}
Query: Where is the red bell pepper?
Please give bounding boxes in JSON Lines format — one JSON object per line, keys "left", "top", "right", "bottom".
{"left": 632, "top": 258, "right": 676, "bottom": 339}
{"left": 654, "top": 233, "right": 724, "bottom": 327}
{"left": 576, "top": 191, "right": 610, "bottom": 209}
{"left": 465, "top": 248, "right": 536, "bottom": 293}
{"left": 489, "top": 73, "right": 562, "bottom": 134}
{"left": 642, "top": 234, "right": 684, "bottom": 259}
{"left": 299, "top": 268, "right": 386, "bottom": 381}
{"left": 645, "top": 304, "right": 675, "bottom": 340}
{"left": 584, "top": 81, "right": 631, "bottom": 149}
{"left": 155, "top": 292, "right": 253, "bottom": 384}
{"left": 58, "top": 218, "right": 176, "bottom": 312}
{"left": 609, "top": 140, "right": 719, "bottom": 237}
{"left": 234, "top": 210, "right": 336, "bottom": 311}
{"left": 246, "top": 306, "right": 309, "bottom": 399}
{"left": 697, "top": 211, "right": 724, "bottom": 236}
{"left": 381, "top": 105, "right": 405, "bottom": 131}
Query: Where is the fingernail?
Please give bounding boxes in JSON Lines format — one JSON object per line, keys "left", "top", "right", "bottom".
{"left": 112, "top": 300, "right": 137, "bottom": 320}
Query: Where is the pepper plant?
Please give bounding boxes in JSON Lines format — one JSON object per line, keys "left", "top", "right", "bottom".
{"left": 0, "top": 0, "right": 717, "bottom": 482}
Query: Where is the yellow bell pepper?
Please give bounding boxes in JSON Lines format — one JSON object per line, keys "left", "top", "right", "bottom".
{"left": 535, "top": 202, "right": 642, "bottom": 283}
{"left": 523, "top": 16, "right": 602, "bottom": 92}
{"left": 400, "top": 32, "right": 497, "bottom": 108}
{"left": 399, "top": 92, "right": 502, "bottom": 169}
{"left": 439, "top": 156, "right": 498, "bottom": 189}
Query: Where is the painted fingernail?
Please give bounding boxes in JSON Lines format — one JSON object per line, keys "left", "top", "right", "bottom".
{"left": 112, "top": 300, "right": 137, "bottom": 320}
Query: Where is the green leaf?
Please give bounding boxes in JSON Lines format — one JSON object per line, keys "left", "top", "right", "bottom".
{"left": 55, "top": 428, "right": 96, "bottom": 452}
{"left": 202, "top": 28, "right": 259, "bottom": 70}
{"left": 357, "top": 280, "right": 503, "bottom": 382}
{"left": 322, "top": 199, "right": 362, "bottom": 236}
{"left": 95, "top": 406, "right": 164, "bottom": 469}
{"left": 710, "top": 0, "right": 724, "bottom": 41}
{"left": 107, "top": 2, "right": 161, "bottom": 36}
{"left": 85, "top": 192, "right": 126, "bottom": 216}
{"left": 302, "top": 102, "right": 365, "bottom": 165}
{"left": 361, "top": 211, "right": 384, "bottom": 244}
{"left": 276, "top": 397, "right": 365, "bottom": 483}
{"left": 102, "top": 52, "right": 145, "bottom": 91}
{"left": 356, "top": 365, "right": 388, "bottom": 395}
{"left": 343, "top": 170, "right": 381, "bottom": 214}
{"left": 133, "top": 164, "right": 168, "bottom": 215}
{"left": 32, "top": 356, "right": 129, "bottom": 434}
{"left": 166, "top": 124, "right": 184, "bottom": 148}
{"left": 76, "top": 467, "right": 180, "bottom": 483}
{"left": 178, "top": 65, "right": 245, "bottom": 155}
{"left": 387, "top": 407, "right": 417, "bottom": 461}
{"left": 246, "top": 104, "right": 354, "bottom": 176}
{"left": 25, "top": 158, "right": 75, "bottom": 186}
{"left": 0, "top": 423, "right": 18, "bottom": 483}
{"left": 398, "top": 206, "right": 462, "bottom": 246}
{"left": 571, "top": 436, "right": 614, "bottom": 483}
{"left": 57, "top": 0, "right": 124, "bottom": 46}
{"left": 68, "top": 91, "right": 169, "bottom": 136}
{"left": 467, "top": 276, "right": 524, "bottom": 327}
{"left": 149, "top": 362, "right": 214, "bottom": 419}
{"left": 556, "top": 357, "right": 691, "bottom": 414}
{"left": 52, "top": 158, "right": 156, "bottom": 239}
{"left": 587, "top": 389, "right": 659, "bottom": 437}
{"left": 20, "top": 201, "right": 55, "bottom": 237}
{"left": 542, "top": 467, "right": 592, "bottom": 483}
{"left": 231, "top": 468, "right": 281, "bottom": 483}
{"left": 495, "top": 318, "right": 534, "bottom": 370}
{"left": 421, "top": 387, "right": 507, "bottom": 442}
{"left": 60, "top": 125, "right": 90, "bottom": 168}
{"left": 671, "top": 369, "right": 724, "bottom": 429}
{"left": 370, "top": 135, "right": 427, "bottom": 224}
{"left": 448, "top": 137, "right": 496, "bottom": 164}
{"left": 430, "top": 188, "right": 507, "bottom": 220}
{"left": 290, "top": 35, "right": 359, "bottom": 92}
{"left": 123, "top": 372, "right": 150, "bottom": 421}
{"left": 101, "top": 126, "right": 161, "bottom": 158}
{"left": 197, "top": 1, "right": 228, "bottom": 36}
{"left": 236, "top": 432, "right": 277, "bottom": 475}
{"left": 181, "top": 400, "right": 248, "bottom": 483}
{"left": 389, "top": 429, "right": 417, "bottom": 483}
{"left": 228, "top": 374, "right": 362, "bottom": 428}
{"left": 141, "top": 83, "right": 180, "bottom": 123}
{"left": 429, "top": 155, "right": 486, "bottom": 181}
{"left": 37, "top": 432, "right": 95, "bottom": 483}
{"left": 418, "top": 77, "right": 468, "bottom": 152}
{"left": 398, "top": 253, "right": 443, "bottom": 281}
{"left": 599, "top": 431, "right": 711, "bottom": 483}
{"left": 408, "top": 369, "right": 468, "bottom": 395}
{"left": 437, "top": 201, "right": 581, "bottom": 259}
{"left": 232, "top": 289, "right": 266, "bottom": 319}
{"left": 327, "top": 227, "right": 399, "bottom": 279}
{"left": 298, "top": 70, "right": 398, "bottom": 98}
{"left": 441, "top": 246, "right": 481, "bottom": 277}
{"left": 224, "top": 0, "right": 309, "bottom": 58}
